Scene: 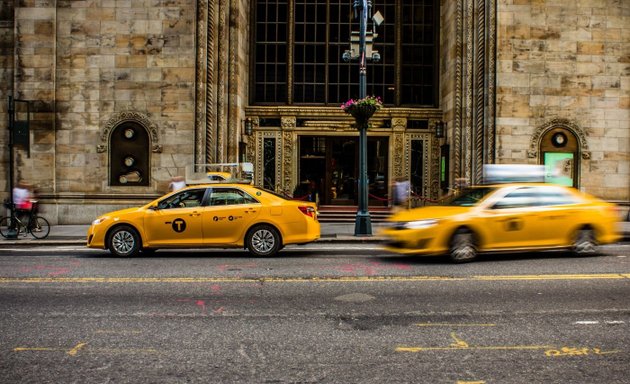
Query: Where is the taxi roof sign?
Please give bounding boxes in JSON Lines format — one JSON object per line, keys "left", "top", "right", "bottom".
{"left": 482, "top": 164, "right": 545, "bottom": 184}
{"left": 186, "top": 163, "right": 254, "bottom": 185}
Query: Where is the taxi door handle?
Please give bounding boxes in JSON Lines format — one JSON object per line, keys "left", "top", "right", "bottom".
{"left": 189, "top": 212, "right": 201, "bottom": 217}
{"left": 245, "top": 209, "right": 257, "bottom": 214}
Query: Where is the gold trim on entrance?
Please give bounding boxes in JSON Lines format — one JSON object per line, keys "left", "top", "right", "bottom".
{"left": 252, "top": 126, "right": 440, "bottom": 205}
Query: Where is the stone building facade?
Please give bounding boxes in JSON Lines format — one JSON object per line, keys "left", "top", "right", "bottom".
{"left": 0, "top": 1, "right": 628, "bottom": 224}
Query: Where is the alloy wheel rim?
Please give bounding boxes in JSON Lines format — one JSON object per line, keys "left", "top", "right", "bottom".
{"left": 112, "top": 231, "right": 135, "bottom": 255}
{"left": 252, "top": 229, "right": 274, "bottom": 254}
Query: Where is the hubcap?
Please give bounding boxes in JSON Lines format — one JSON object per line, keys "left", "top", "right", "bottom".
{"left": 252, "top": 229, "right": 275, "bottom": 254}
{"left": 112, "top": 230, "right": 135, "bottom": 255}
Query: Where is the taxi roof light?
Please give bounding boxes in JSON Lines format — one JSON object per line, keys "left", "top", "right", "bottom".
{"left": 185, "top": 163, "right": 254, "bottom": 185}
{"left": 482, "top": 164, "right": 546, "bottom": 184}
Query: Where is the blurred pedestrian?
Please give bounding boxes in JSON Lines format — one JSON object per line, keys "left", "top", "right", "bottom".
{"left": 12, "top": 181, "right": 41, "bottom": 230}
{"left": 392, "top": 177, "right": 410, "bottom": 211}
{"left": 13, "top": 181, "right": 32, "bottom": 213}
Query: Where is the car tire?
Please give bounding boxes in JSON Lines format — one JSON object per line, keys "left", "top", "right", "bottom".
{"left": 108, "top": 225, "right": 141, "bottom": 257}
{"left": 448, "top": 228, "right": 477, "bottom": 263}
{"left": 246, "top": 225, "right": 281, "bottom": 257}
{"left": 572, "top": 227, "right": 598, "bottom": 256}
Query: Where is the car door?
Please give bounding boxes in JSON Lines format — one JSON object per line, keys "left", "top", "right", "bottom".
{"left": 202, "top": 187, "right": 261, "bottom": 245}
{"left": 483, "top": 187, "right": 547, "bottom": 249}
{"left": 533, "top": 186, "right": 582, "bottom": 246}
{"left": 143, "top": 188, "right": 207, "bottom": 246}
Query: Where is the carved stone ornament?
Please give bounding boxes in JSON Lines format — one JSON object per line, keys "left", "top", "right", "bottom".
{"left": 528, "top": 118, "right": 590, "bottom": 160}
{"left": 97, "top": 144, "right": 107, "bottom": 153}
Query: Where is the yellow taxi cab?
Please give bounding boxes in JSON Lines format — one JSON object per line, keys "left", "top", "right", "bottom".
{"left": 87, "top": 183, "right": 320, "bottom": 257}
{"left": 381, "top": 183, "right": 621, "bottom": 263}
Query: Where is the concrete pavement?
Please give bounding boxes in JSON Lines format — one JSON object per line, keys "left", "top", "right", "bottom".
{"left": 1, "top": 221, "right": 629, "bottom": 246}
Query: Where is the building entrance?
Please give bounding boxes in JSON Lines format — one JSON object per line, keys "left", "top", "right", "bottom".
{"left": 297, "top": 136, "right": 389, "bottom": 206}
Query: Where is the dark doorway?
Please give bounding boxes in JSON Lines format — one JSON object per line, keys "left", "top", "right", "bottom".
{"left": 297, "top": 136, "right": 388, "bottom": 206}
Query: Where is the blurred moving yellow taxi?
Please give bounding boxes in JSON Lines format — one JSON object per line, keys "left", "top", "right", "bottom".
{"left": 87, "top": 183, "right": 320, "bottom": 257}
{"left": 381, "top": 183, "right": 621, "bottom": 263}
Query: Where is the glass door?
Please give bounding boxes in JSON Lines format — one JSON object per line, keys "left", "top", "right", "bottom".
{"left": 298, "top": 136, "right": 388, "bottom": 206}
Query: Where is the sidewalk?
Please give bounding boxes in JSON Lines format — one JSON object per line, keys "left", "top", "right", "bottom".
{"left": 1, "top": 222, "right": 629, "bottom": 246}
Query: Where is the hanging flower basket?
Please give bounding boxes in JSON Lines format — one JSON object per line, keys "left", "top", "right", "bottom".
{"left": 341, "top": 96, "right": 383, "bottom": 129}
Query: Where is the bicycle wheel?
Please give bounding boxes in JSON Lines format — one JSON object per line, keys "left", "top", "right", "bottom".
{"left": 29, "top": 216, "right": 50, "bottom": 239}
{"left": 0, "top": 216, "right": 21, "bottom": 238}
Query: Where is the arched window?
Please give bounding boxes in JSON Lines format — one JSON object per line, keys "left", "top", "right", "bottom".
{"left": 540, "top": 128, "right": 578, "bottom": 188}
{"left": 110, "top": 122, "right": 150, "bottom": 186}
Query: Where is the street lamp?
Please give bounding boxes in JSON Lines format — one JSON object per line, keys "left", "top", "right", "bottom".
{"left": 346, "top": 0, "right": 381, "bottom": 236}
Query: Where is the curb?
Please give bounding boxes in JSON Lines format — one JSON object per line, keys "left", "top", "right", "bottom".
{"left": 0, "top": 236, "right": 388, "bottom": 247}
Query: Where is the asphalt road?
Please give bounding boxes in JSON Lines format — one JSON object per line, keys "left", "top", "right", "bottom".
{"left": 1, "top": 243, "right": 629, "bottom": 384}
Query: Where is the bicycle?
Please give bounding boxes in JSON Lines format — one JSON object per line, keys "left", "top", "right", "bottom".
{"left": 0, "top": 201, "right": 50, "bottom": 239}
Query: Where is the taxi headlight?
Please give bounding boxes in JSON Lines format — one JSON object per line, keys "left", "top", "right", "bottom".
{"left": 92, "top": 217, "right": 109, "bottom": 225}
{"left": 403, "top": 219, "right": 438, "bottom": 230}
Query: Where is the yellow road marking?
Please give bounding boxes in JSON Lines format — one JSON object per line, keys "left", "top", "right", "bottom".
{"left": 1, "top": 273, "right": 629, "bottom": 284}
{"left": 449, "top": 333, "right": 470, "bottom": 348}
{"left": 67, "top": 342, "right": 87, "bottom": 356}
{"left": 13, "top": 345, "right": 158, "bottom": 355}
{"left": 397, "top": 345, "right": 555, "bottom": 353}
{"left": 13, "top": 347, "right": 58, "bottom": 352}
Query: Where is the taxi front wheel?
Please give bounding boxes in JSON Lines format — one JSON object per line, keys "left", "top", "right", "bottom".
{"left": 246, "top": 225, "right": 281, "bottom": 257}
{"left": 108, "top": 225, "right": 141, "bottom": 257}
{"left": 449, "top": 229, "right": 477, "bottom": 263}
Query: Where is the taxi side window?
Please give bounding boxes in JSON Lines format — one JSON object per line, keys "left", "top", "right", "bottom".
{"left": 535, "top": 187, "right": 579, "bottom": 206}
{"left": 492, "top": 188, "right": 536, "bottom": 209}
{"left": 158, "top": 189, "right": 207, "bottom": 209}
{"left": 209, "top": 188, "right": 258, "bottom": 206}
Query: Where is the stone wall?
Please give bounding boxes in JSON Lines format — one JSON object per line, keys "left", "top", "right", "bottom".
{"left": 7, "top": 1, "right": 198, "bottom": 222}
{"left": 496, "top": 0, "right": 629, "bottom": 200}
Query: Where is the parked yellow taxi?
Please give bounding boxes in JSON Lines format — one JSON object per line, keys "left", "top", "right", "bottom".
{"left": 87, "top": 183, "right": 320, "bottom": 257}
{"left": 381, "top": 183, "right": 621, "bottom": 263}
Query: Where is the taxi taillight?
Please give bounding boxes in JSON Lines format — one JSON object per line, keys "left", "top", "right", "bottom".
{"left": 298, "top": 206, "right": 316, "bottom": 218}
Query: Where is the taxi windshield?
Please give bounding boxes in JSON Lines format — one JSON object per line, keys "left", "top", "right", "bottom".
{"left": 443, "top": 187, "right": 495, "bottom": 207}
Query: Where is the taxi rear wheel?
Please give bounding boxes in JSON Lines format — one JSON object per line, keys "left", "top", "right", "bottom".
{"left": 572, "top": 228, "right": 598, "bottom": 256}
{"left": 108, "top": 225, "right": 140, "bottom": 257}
{"left": 246, "top": 225, "right": 281, "bottom": 257}
{"left": 449, "top": 229, "right": 477, "bottom": 263}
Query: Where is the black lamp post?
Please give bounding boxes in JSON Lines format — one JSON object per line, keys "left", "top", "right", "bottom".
{"left": 353, "top": 0, "right": 372, "bottom": 236}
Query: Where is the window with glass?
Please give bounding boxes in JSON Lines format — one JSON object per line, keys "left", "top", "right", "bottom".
{"left": 253, "top": 0, "right": 438, "bottom": 106}
{"left": 158, "top": 189, "right": 207, "bottom": 209}
{"left": 209, "top": 188, "right": 259, "bottom": 206}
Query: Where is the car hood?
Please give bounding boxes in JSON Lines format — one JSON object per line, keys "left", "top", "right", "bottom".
{"left": 99, "top": 206, "right": 144, "bottom": 219}
{"left": 388, "top": 206, "right": 473, "bottom": 222}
